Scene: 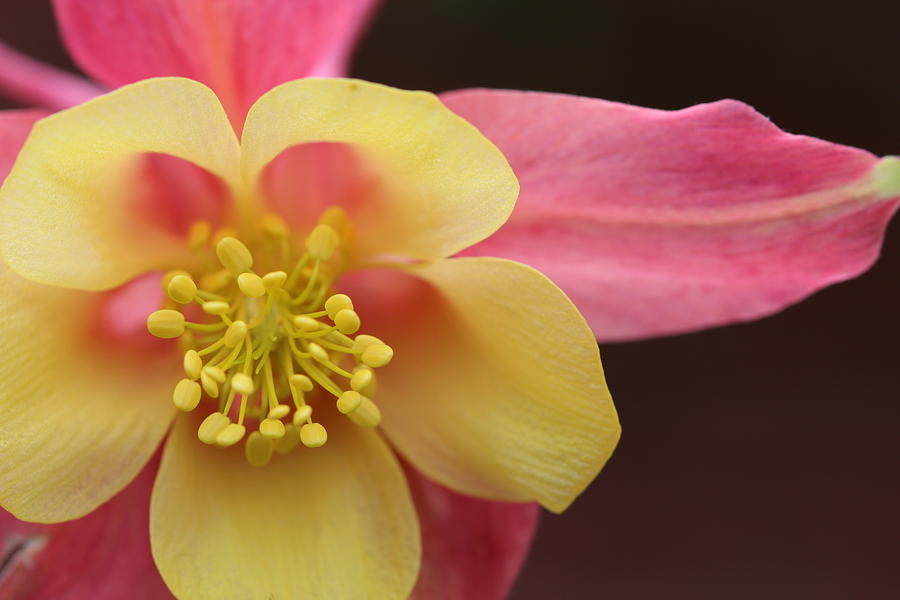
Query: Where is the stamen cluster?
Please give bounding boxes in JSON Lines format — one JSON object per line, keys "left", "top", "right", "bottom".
{"left": 146, "top": 213, "right": 393, "bottom": 467}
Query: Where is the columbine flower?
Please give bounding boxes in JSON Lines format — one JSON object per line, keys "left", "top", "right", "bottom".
{"left": 0, "top": 1, "right": 899, "bottom": 598}
{"left": 0, "top": 76, "right": 618, "bottom": 599}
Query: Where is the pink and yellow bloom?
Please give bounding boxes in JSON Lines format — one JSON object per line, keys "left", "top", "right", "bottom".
{"left": 0, "top": 76, "right": 617, "bottom": 598}
{"left": 0, "top": 1, "right": 898, "bottom": 598}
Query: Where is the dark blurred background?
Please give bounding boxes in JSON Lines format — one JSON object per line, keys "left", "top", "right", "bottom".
{"left": 1, "top": 1, "right": 898, "bottom": 598}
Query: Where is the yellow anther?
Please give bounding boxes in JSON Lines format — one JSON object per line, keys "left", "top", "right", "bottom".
{"left": 203, "top": 365, "right": 226, "bottom": 383}
{"left": 198, "top": 412, "right": 230, "bottom": 444}
{"left": 231, "top": 373, "right": 255, "bottom": 396}
{"left": 293, "top": 316, "right": 320, "bottom": 332}
{"left": 161, "top": 270, "right": 191, "bottom": 293}
{"left": 245, "top": 431, "right": 274, "bottom": 467}
{"left": 267, "top": 405, "right": 289, "bottom": 420}
{"left": 187, "top": 220, "right": 212, "bottom": 250}
{"left": 306, "top": 224, "right": 339, "bottom": 260}
{"left": 300, "top": 422, "right": 328, "bottom": 447}
{"left": 292, "top": 405, "right": 313, "bottom": 426}
{"left": 183, "top": 350, "right": 202, "bottom": 380}
{"left": 308, "top": 342, "right": 330, "bottom": 363}
{"left": 333, "top": 309, "right": 360, "bottom": 334}
{"left": 173, "top": 378, "right": 202, "bottom": 412}
{"left": 223, "top": 320, "right": 248, "bottom": 347}
{"left": 202, "top": 300, "right": 230, "bottom": 315}
{"left": 290, "top": 374, "right": 314, "bottom": 392}
{"left": 347, "top": 396, "right": 382, "bottom": 428}
{"left": 147, "top": 309, "right": 185, "bottom": 339}
{"left": 200, "top": 369, "right": 219, "bottom": 398}
{"left": 215, "top": 423, "right": 246, "bottom": 447}
{"left": 216, "top": 236, "right": 253, "bottom": 275}
{"left": 200, "top": 269, "right": 231, "bottom": 292}
{"left": 274, "top": 424, "right": 300, "bottom": 454}
{"left": 262, "top": 271, "right": 287, "bottom": 289}
{"left": 237, "top": 272, "right": 266, "bottom": 297}
{"left": 261, "top": 213, "right": 288, "bottom": 238}
{"left": 151, "top": 205, "right": 396, "bottom": 465}
{"left": 336, "top": 390, "right": 362, "bottom": 414}
{"left": 362, "top": 343, "right": 394, "bottom": 368}
{"left": 259, "top": 418, "right": 286, "bottom": 440}
{"left": 352, "top": 334, "right": 384, "bottom": 353}
{"left": 211, "top": 227, "right": 238, "bottom": 248}
{"left": 167, "top": 274, "right": 197, "bottom": 304}
{"left": 324, "top": 294, "right": 353, "bottom": 319}
{"left": 318, "top": 206, "right": 347, "bottom": 231}
{"left": 350, "top": 368, "right": 373, "bottom": 392}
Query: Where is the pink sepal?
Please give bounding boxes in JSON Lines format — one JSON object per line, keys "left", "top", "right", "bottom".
{"left": 0, "top": 42, "right": 102, "bottom": 110}
{"left": 53, "top": 0, "right": 381, "bottom": 129}
{"left": 0, "top": 457, "right": 172, "bottom": 600}
{"left": 443, "top": 89, "right": 899, "bottom": 341}
{"left": 0, "top": 110, "right": 51, "bottom": 181}
{"left": 405, "top": 464, "right": 539, "bottom": 600}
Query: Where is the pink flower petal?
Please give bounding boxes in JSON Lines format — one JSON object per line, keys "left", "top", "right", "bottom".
{"left": 404, "top": 464, "right": 539, "bottom": 600}
{"left": 128, "top": 152, "right": 233, "bottom": 238}
{"left": 0, "top": 110, "right": 50, "bottom": 180}
{"left": 53, "top": 0, "right": 380, "bottom": 129}
{"left": 442, "top": 89, "right": 900, "bottom": 341}
{"left": 259, "top": 141, "right": 378, "bottom": 231}
{"left": 0, "top": 457, "right": 172, "bottom": 600}
{"left": 0, "top": 42, "right": 103, "bottom": 110}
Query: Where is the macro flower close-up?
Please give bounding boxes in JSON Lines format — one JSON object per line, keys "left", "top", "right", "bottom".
{"left": 0, "top": 1, "right": 898, "bottom": 599}
{"left": 0, "top": 74, "right": 618, "bottom": 599}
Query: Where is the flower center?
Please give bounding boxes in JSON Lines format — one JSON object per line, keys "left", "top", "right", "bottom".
{"left": 146, "top": 210, "right": 392, "bottom": 467}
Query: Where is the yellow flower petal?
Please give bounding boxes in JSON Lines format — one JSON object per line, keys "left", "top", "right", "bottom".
{"left": 151, "top": 414, "right": 420, "bottom": 600}
{"left": 377, "top": 257, "right": 620, "bottom": 513}
{"left": 0, "top": 77, "right": 240, "bottom": 291}
{"left": 242, "top": 78, "right": 518, "bottom": 261}
{"left": 0, "top": 265, "right": 176, "bottom": 522}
